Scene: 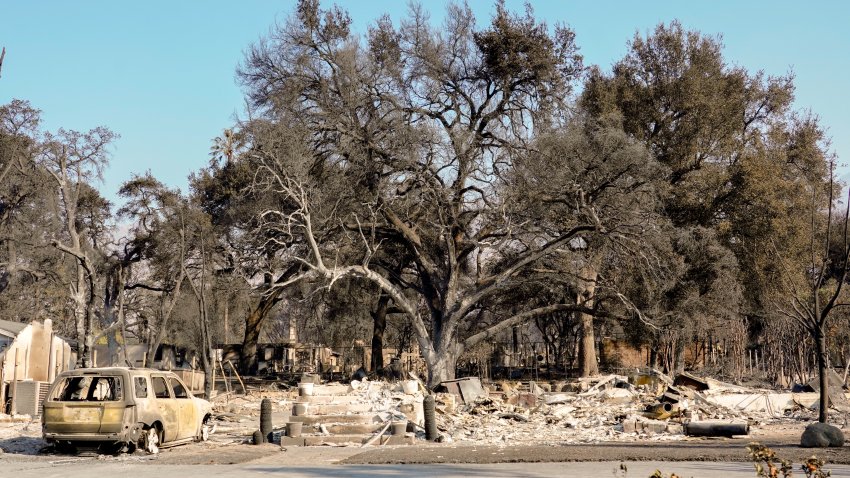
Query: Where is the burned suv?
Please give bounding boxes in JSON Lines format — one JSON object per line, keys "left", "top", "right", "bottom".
{"left": 42, "top": 367, "right": 212, "bottom": 453}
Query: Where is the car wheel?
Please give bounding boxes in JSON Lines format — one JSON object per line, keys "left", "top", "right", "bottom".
{"left": 143, "top": 426, "right": 160, "bottom": 454}
{"left": 54, "top": 440, "right": 76, "bottom": 454}
{"left": 200, "top": 417, "right": 212, "bottom": 442}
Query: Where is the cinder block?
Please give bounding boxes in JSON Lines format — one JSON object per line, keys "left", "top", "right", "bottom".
{"left": 643, "top": 420, "right": 668, "bottom": 435}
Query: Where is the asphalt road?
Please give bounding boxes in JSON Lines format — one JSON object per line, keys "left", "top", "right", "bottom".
{"left": 341, "top": 440, "right": 850, "bottom": 466}
{"left": 2, "top": 460, "right": 850, "bottom": 478}
{"left": 3, "top": 436, "right": 850, "bottom": 477}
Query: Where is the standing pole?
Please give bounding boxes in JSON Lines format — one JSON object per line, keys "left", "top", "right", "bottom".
{"left": 11, "top": 348, "right": 20, "bottom": 415}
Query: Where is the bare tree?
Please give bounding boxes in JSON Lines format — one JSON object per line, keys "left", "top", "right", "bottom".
{"left": 777, "top": 161, "right": 850, "bottom": 423}
{"left": 41, "top": 127, "right": 116, "bottom": 366}
{"left": 117, "top": 174, "right": 190, "bottom": 363}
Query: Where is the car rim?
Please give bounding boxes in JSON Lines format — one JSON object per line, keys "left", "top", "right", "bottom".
{"left": 144, "top": 427, "right": 160, "bottom": 454}
{"left": 201, "top": 421, "right": 210, "bottom": 441}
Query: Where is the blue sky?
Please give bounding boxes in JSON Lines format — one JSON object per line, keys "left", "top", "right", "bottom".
{"left": 1, "top": 1, "right": 848, "bottom": 204}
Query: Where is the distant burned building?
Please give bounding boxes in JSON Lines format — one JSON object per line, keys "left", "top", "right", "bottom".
{"left": 92, "top": 343, "right": 185, "bottom": 370}
{"left": 214, "top": 341, "right": 341, "bottom": 375}
{"left": 0, "top": 319, "right": 73, "bottom": 415}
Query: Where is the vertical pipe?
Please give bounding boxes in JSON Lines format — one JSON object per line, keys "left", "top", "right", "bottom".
{"left": 424, "top": 395, "right": 437, "bottom": 441}
{"left": 260, "top": 398, "right": 273, "bottom": 443}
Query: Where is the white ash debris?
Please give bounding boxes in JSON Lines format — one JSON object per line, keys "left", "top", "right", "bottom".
{"left": 432, "top": 383, "right": 671, "bottom": 445}
{"left": 424, "top": 373, "right": 812, "bottom": 446}
{"left": 120, "top": 372, "right": 828, "bottom": 450}
{"left": 0, "top": 416, "right": 44, "bottom": 455}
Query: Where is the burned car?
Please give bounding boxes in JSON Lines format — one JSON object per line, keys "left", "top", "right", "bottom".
{"left": 42, "top": 367, "right": 212, "bottom": 453}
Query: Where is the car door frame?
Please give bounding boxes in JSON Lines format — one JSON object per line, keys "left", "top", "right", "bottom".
{"left": 150, "top": 373, "right": 179, "bottom": 443}
{"left": 167, "top": 375, "right": 198, "bottom": 440}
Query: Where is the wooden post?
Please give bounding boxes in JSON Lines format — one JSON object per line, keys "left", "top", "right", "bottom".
{"left": 223, "top": 301, "right": 229, "bottom": 344}
{"left": 210, "top": 352, "right": 216, "bottom": 399}
{"left": 744, "top": 345, "right": 749, "bottom": 378}
{"left": 11, "top": 348, "right": 20, "bottom": 415}
{"left": 0, "top": 357, "right": 6, "bottom": 414}
{"left": 47, "top": 333, "right": 56, "bottom": 383}
{"left": 218, "top": 358, "right": 231, "bottom": 393}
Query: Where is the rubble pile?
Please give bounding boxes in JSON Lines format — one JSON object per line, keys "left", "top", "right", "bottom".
{"left": 1, "top": 369, "right": 843, "bottom": 454}
{"left": 431, "top": 375, "right": 674, "bottom": 445}
{"left": 199, "top": 369, "right": 849, "bottom": 448}
{"left": 207, "top": 377, "right": 425, "bottom": 446}
{"left": 426, "top": 370, "right": 843, "bottom": 446}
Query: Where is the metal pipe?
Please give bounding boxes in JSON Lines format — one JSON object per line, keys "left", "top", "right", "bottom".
{"left": 424, "top": 395, "right": 438, "bottom": 441}
{"left": 260, "top": 398, "right": 273, "bottom": 443}
{"left": 684, "top": 420, "right": 749, "bottom": 437}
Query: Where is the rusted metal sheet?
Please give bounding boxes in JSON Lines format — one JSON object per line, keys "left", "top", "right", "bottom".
{"left": 436, "top": 377, "right": 486, "bottom": 404}
{"left": 673, "top": 372, "right": 709, "bottom": 391}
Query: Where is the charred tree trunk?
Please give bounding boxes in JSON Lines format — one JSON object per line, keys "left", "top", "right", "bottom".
{"left": 578, "top": 312, "right": 597, "bottom": 377}
{"left": 370, "top": 294, "right": 390, "bottom": 372}
{"left": 577, "top": 262, "right": 599, "bottom": 377}
{"left": 241, "top": 288, "right": 282, "bottom": 375}
{"left": 649, "top": 345, "right": 658, "bottom": 369}
{"left": 426, "top": 345, "right": 461, "bottom": 388}
{"left": 240, "top": 264, "right": 302, "bottom": 375}
{"left": 673, "top": 335, "right": 686, "bottom": 375}
{"left": 815, "top": 326, "right": 829, "bottom": 423}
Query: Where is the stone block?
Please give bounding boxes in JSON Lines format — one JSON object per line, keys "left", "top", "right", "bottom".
{"left": 801, "top": 422, "right": 845, "bottom": 448}
{"left": 642, "top": 420, "right": 668, "bottom": 435}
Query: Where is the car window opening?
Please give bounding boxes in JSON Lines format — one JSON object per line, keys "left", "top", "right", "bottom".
{"left": 169, "top": 378, "right": 189, "bottom": 398}
{"left": 135, "top": 376, "right": 149, "bottom": 398}
{"left": 53, "top": 376, "right": 122, "bottom": 401}
{"left": 152, "top": 376, "right": 171, "bottom": 399}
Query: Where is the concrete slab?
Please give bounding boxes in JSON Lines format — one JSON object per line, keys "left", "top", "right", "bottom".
{"left": 372, "top": 434, "right": 416, "bottom": 446}
{"left": 304, "top": 434, "right": 369, "bottom": 446}
{"left": 279, "top": 436, "right": 306, "bottom": 446}
{"left": 306, "top": 403, "right": 373, "bottom": 415}
{"left": 310, "top": 384, "right": 351, "bottom": 395}
{"left": 289, "top": 414, "right": 379, "bottom": 425}
{"left": 302, "top": 395, "right": 361, "bottom": 404}
{"left": 321, "top": 423, "right": 385, "bottom": 434}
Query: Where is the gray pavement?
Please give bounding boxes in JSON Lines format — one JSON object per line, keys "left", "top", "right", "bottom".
{"left": 4, "top": 461, "right": 850, "bottom": 478}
